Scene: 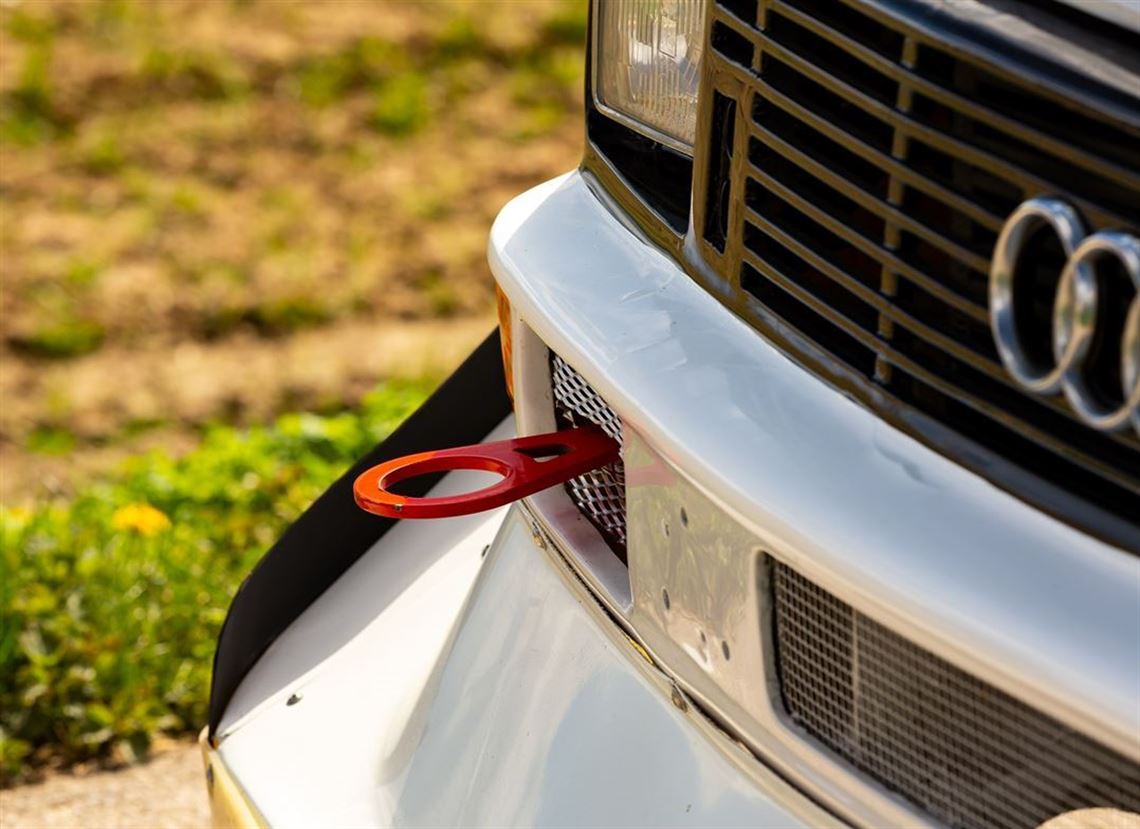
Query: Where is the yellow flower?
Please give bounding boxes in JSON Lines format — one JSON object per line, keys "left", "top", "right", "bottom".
{"left": 111, "top": 503, "right": 171, "bottom": 537}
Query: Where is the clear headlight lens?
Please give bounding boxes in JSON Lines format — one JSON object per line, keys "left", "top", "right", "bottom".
{"left": 594, "top": 0, "right": 707, "bottom": 153}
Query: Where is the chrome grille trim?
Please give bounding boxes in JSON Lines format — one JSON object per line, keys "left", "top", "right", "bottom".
{"left": 771, "top": 560, "right": 1140, "bottom": 829}
{"left": 698, "top": 0, "right": 1140, "bottom": 547}
{"left": 550, "top": 353, "right": 627, "bottom": 554}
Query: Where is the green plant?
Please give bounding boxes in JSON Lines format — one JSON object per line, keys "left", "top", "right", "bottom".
{"left": 370, "top": 72, "right": 428, "bottom": 136}
{"left": 77, "top": 130, "right": 127, "bottom": 175}
{"left": 25, "top": 426, "right": 77, "bottom": 456}
{"left": 0, "top": 379, "right": 433, "bottom": 783}
{"left": 62, "top": 260, "right": 102, "bottom": 288}
{"left": 0, "top": 10, "right": 63, "bottom": 145}
{"left": 139, "top": 46, "right": 249, "bottom": 101}
{"left": 540, "top": 4, "right": 588, "bottom": 47}
{"left": 294, "top": 37, "right": 405, "bottom": 107}
{"left": 8, "top": 319, "right": 106, "bottom": 359}
{"left": 417, "top": 269, "right": 459, "bottom": 317}
{"left": 435, "top": 15, "right": 484, "bottom": 60}
{"left": 250, "top": 296, "right": 332, "bottom": 336}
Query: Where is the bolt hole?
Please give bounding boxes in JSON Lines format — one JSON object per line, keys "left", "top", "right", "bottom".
{"left": 699, "top": 630, "right": 707, "bottom": 645}
{"left": 679, "top": 507, "right": 689, "bottom": 527}
{"left": 662, "top": 588, "right": 671, "bottom": 611}
{"left": 721, "top": 640, "right": 731, "bottom": 660}
{"left": 516, "top": 443, "right": 571, "bottom": 462}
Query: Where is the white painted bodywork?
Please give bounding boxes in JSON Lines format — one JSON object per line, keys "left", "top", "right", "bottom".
{"left": 215, "top": 459, "right": 838, "bottom": 826}
{"left": 1030, "top": 0, "right": 1139, "bottom": 34}
{"left": 214, "top": 169, "right": 1140, "bottom": 826}
{"left": 216, "top": 419, "right": 518, "bottom": 739}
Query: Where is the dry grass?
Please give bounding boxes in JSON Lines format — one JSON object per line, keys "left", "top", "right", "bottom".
{"left": 0, "top": 0, "right": 585, "bottom": 497}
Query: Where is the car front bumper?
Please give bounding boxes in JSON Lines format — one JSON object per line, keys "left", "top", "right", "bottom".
{"left": 205, "top": 499, "right": 839, "bottom": 827}
{"left": 206, "top": 169, "right": 1140, "bottom": 827}
{"left": 490, "top": 170, "right": 1138, "bottom": 752}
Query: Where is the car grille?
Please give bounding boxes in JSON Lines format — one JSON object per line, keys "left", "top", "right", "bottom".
{"left": 699, "top": 0, "right": 1140, "bottom": 544}
{"left": 550, "top": 353, "right": 627, "bottom": 558}
{"left": 771, "top": 560, "right": 1140, "bottom": 829}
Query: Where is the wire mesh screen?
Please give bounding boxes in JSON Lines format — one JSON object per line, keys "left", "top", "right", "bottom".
{"left": 549, "top": 353, "right": 626, "bottom": 558}
{"left": 771, "top": 560, "right": 1140, "bottom": 829}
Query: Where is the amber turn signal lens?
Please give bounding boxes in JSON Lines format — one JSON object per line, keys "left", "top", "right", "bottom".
{"left": 495, "top": 284, "right": 514, "bottom": 400}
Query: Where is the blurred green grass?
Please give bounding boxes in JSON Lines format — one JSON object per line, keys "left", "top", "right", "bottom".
{"left": 0, "top": 379, "right": 433, "bottom": 782}
{"left": 1, "top": 0, "right": 584, "bottom": 455}
{"left": 0, "top": 0, "right": 586, "bottom": 783}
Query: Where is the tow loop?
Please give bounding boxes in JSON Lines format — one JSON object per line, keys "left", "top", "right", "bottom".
{"left": 352, "top": 425, "right": 619, "bottom": 519}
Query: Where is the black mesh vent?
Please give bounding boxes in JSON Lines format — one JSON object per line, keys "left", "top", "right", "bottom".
{"left": 550, "top": 353, "right": 626, "bottom": 560}
{"left": 772, "top": 560, "right": 1140, "bottom": 829}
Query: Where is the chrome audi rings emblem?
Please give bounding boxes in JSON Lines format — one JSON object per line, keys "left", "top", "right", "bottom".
{"left": 990, "top": 197, "right": 1140, "bottom": 436}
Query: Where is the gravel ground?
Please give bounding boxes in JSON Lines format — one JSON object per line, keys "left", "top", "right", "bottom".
{"left": 0, "top": 745, "right": 209, "bottom": 829}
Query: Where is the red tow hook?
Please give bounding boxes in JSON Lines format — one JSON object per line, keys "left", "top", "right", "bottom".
{"left": 352, "top": 425, "right": 619, "bottom": 520}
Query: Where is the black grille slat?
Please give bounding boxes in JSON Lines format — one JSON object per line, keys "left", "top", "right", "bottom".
{"left": 746, "top": 73, "right": 1006, "bottom": 231}
{"left": 760, "top": 49, "right": 896, "bottom": 152}
{"left": 911, "top": 42, "right": 1140, "bottom": 175}
{"left": 771, "top": 0, "right": 1140, "bottom": 193}
{"left": 744, "top": 212, "right": 1012, "bottom": 375}
{"left": 746, "top": 162, "right": 989, "bottom": 319}
{"left": 703, "top": 0, "right": 1140, "bottom": 545}
{"left": 772, "top": 561, "right": 1140, "bottom": 829}
{"left": 908, "top": 93, "right": 1140, "bottom": 220}
{"left": 744, "top": 12, "right": 1137, "bottom": 228}
{"left": 741, "top": 261, "right": 879, "bottom": 377}
{"left": 750, "top": 127, "right": 993, "bottom": 270}
{"left": 765, "top": 6, "right": 900, "bottom": 106}
{"left": 740, "top": 246, "right": 1140, "bottom": 489}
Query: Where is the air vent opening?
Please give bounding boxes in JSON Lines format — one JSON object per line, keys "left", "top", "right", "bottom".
{"left": 711, "top": 21, "right": 754, "bottom": 67}
{"left": 769, "top": 557, "right": 1140, "bottom": 829}
{"left": 550, "top": 353, "right": 628, "bottom": 564}
{"left": 760, "top": 54, "right": 894, "bottom": 152}
{"left": 778, "top": 0, "right": 901, "bottom": 59}
{"left": 909, "top": 94, "right": 1138, "bottom": 219}
{"left": 766, "top": 9, "right": 898, "bottom": 105}
{"left": 703, "top": 91, "right": 737, "bottom": 253}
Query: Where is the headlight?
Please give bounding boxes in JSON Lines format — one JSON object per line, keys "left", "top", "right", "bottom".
{"left": 593, "top": 0, "right": 707, "bottom": 154}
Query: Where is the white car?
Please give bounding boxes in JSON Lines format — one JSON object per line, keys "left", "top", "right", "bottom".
{"left": 200, "top": 1, "right": 1140, "bottom": 827}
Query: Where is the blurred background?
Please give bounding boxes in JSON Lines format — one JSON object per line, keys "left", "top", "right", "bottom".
{"left": 0, "top": 0, "right": 584, "bottom": 818}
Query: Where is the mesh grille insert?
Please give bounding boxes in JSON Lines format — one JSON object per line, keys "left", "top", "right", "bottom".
{"left": 771, "top": 560, "right": 1140, "bottom": 829}
{"left": 549, "top": 353, "right": 626, "bottom": 558}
